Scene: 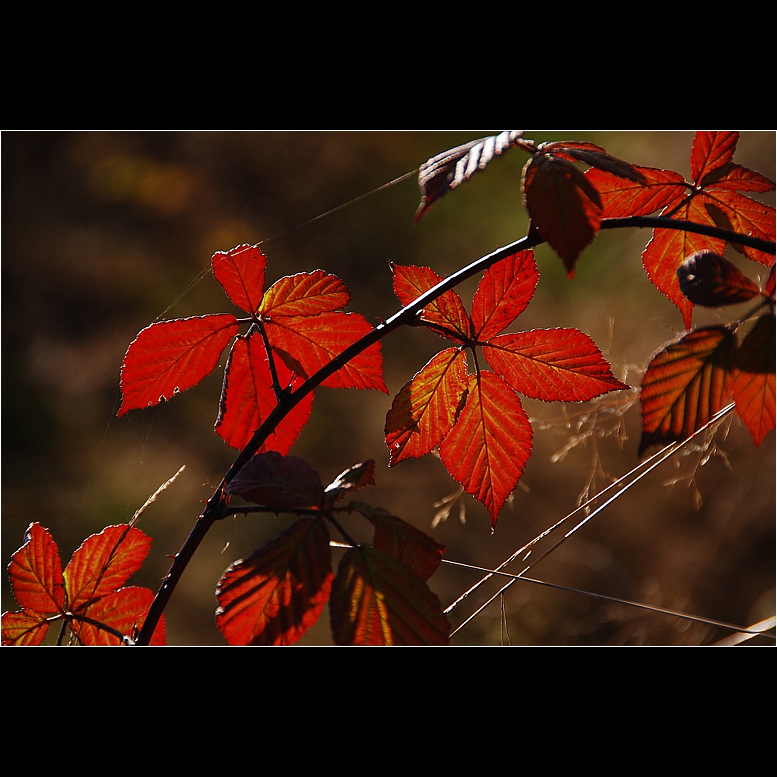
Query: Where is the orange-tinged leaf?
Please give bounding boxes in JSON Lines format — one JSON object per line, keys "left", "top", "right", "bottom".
{"left": 351, "top": 502, "right": 445, "bottom": 582}
{"left": 329, "top": 546, "right": 449, "bottom": 646}
{"left": 63, "top": 525, "right": 152, "bottom": 613}
{"left": 212, "top": 244, "right": 267, "bottom": 315}
{"left": 642, "top": 196, "right": 725, "bottom": 329}
{"left": 118, "top": 314, "right": 239, "bottom": 416}
{"left": 523, "top": 153, "right": 602, "bottom": 273}
{"left": 731, "top": 314, "right": 775, "bottom": 446}
{"left": 439, "top": 372, "right": 533, "bottom": 528}
{"left": 1, "top": 610, "right": 49, "bottom": 646}
{"left": 259, "top": 270, "right": 350, "bottom": 318}
{"left": 215, "top": 334, "right": 313, "bottom": 452}
{"left": 7, "top": 522, "right": 65, "bottom": 614}
{"left": 385, "top": 348, "right": 468, "bottom": 466}
{"left": 226, "top": 451, "right": 324, "bottom": 510}
{"left": 392, "top": 264, "right": 472, "bottom": 340}
{"left": 691, "top": 131, "right": 739, "bottom": 183}
{"left": 639, "top": 326, "right": 735, "bottom": 454}
{"left": 484, "top": 328, "right": 629, "bottom": 402}
{"left": 586, "top": 165, "right": 687, "bottom": 218}
{"left": 677, "top": 251, "right": 761, "bottom": 307}
{"left": 71, "top": 586, "right": 166, "bottom": 646}
{"left": 215, "top": 517, "right": 332, "bottom": 646}
{"left": 264, "top": 311, "right": 387, "bottom": 392}
{"left": 471, "top": 249, "right": 539, "bottom": 340}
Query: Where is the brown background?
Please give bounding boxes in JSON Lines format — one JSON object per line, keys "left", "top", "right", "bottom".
{"left": 2, "top": 130, "right": 774, "bottom": 646}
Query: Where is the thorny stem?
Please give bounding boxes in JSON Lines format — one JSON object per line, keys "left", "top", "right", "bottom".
{"left": 135, "top": 215, "right": 775, "bottom": 645}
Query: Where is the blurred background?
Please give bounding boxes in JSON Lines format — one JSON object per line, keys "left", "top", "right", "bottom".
{"left": 2, "top": 130, "right": 774, "bottom": 646}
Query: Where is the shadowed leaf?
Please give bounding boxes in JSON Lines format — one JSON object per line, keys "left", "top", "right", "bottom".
{"left": 215, "top": 517, "right": 332, "bottom": 646}
{"left": 330, "top": 546, "right": 449, "bottom": 645}
{"left": 677, "top": 251, "right": 761, "bottom": 307}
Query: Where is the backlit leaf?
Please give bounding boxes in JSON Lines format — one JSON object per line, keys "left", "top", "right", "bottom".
{"left": 731, "top": 314, "right": 775, "bottom": 446}
{"left": 586, "top": 165, "right": 687, "bottom": 218}
{"left": 1, "top": 610, "right": 49, "bottom": 646}
{"left": 215, "top": 334, "right": 313, "bottom": 453}
{"left": 639, "top": 326, "right": 735, "bottom": 454}
{"left": 439, "top": 372, "right": 533, "bottom": 527}
{"left": 471, "top": 249, "right": 539, "bottom": 340}
{"left": 677, "top": 251, "right": 761, "bottom": 307}
{"left": 392, "top": 263, "right": 472, "bottom": 340}
{"left": 212, "top": 244, "right": 267, "bottom": 315}
{"left": 7, "top": 522, "right": 65, "bottom": 614}
{"left": 329, "top": 546, "right": 449, "bottom": 646}
{"left": 324, "top": 460, "right": 376, "bottom": 502}
{"left": 264, "top": 311, "right": 387, "bottom": 392}
{"left": 64, "top": 525, "right": 152, "bottom": 613}
{"left": 215, "top": 517, "right": 332, "bottom": 646}
{"left": 385, "top": 348, "right": 468, "bottom": 466}
{"left": 351, "top": 502, "right": 445, "bottom": 582}
{"left": 71, "top": 586, "right": 166, "bottom": 646}
{"left": 259, "top": 270, "right": 350, "bottom": 318}
{"left": 118, "top": 314, "right": 239, "bottom": 416}
{"left": 691, "top": 131, "right": 739, "bottom": 183}
{"left": 523, "top": 153, "right": 602, "bottom": 274}
{"left": 539, "top": 141, "right": 646, "bottom": 183}
{"left": 484, "top": 328, "right": 629, "bottom": 402}
{"left": 226, "top": 451, "right": 324, "bottom": 510}
{"left": 415, "top": 130, "right": 525, "bottom": 220}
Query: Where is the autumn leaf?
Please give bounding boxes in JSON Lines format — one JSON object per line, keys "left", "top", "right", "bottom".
{"left": 587, "top": 131, "right": 776, "bottom": 329}
{"left": 118, "top": 314, "right": 239, "bottom": 416}
{"left": 212, "top": 244, "right": 267, "bottom": 315}
{"left": 677, "top": 251, "right": 762, "bottom": 307}
{"left": 329, "top": 546, "right": 449, "bottom": 646}
{"left": 730, "top": 314, "right": 776, "bottom": 446}
{"left": 215, "top": 517, "right": 333, "bottom": 646}
{"left": 639, "top": 326, "right": 735, "bottom": 454}
{"left": 214, "top": 333, "right": 313, "bottom": 453}
{"left": 386, "top": 249, "right": 627, "bottom": 527}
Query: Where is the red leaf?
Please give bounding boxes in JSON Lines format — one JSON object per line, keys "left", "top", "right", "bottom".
{"left": 118, "top": 314, "right": 238, "bottom": 416}
{"left": 470, "top": 249, "right": 539, "bottom": 340}
{"left": 639, "top": 326, "right": 735, "bottom": 454}
{"left": 71, "top": 586, "right": 166, "bottom": 646}
{"left": 539, "top": 141, "right": 646, "bottom": 183}
{"left": 677, "top": 251, "right": 762, "bottom": 307}
{"left": 523, "top": 153, "right": 602, "bottom": 273}
{"left": 691, "top": 131, "right": 739, "bottom": 183}
{"left": 215, "top": 517, "right": 333, "bottom": 646}
{"left": 392, "top": 263, "right": 472, "bottom": 340}
{"left": 586, "top": 165, "right": 687, "bottom": 218}
{"left": 385, "top": 348, "right": 468, "bottom": 466}
{"left": 212, "top": 244, "right": 267, "bottom": 314}
{"left": 1, "top": 610, "right": 49, "bottom": 646}
{"left": 215, "top": 334, "right": 313, "bottom": 453}
{"left": 7, "top": 522, "right": 65, "bottom": 614}
{"left": 731, "top": 314, "right": 775, "bottom": 446}
{"left": 226, "top": 451, "right": 324, "bottom": 510}
{"left": 484, "top": 328, "right": 629, "bottom": 402}
{"left": 63, "top": 525, "right": 152, "bottom": 612}
{"left": 351, "top": 502, "right": 445, "bottom": 582}
{"left": 264, "top": 311, "right": 387, "bottom": 392}
{"left": 329, "top": 546, "right": 449, "bottom": 645}
{"left": 439, "top": 372, "right": 533, "bottom": 528}
{"left": 259, "top": 270, "right": 350, "bottom": 318}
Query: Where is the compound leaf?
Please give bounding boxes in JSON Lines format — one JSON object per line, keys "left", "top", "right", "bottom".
{"left": 215, "top": 517, "right": 332, "bottom": 646}
{"left": 330, "top": 546, "right": 449, "bottom": 646}
{"left": 118, "top": 314, "right": 238, "bottom": 416}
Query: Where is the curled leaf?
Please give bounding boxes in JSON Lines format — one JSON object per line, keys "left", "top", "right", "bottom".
{"left": 677, "top": 251, "right": 761, "bottom": 307}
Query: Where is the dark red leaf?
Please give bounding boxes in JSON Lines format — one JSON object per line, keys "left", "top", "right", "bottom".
{"left": 415, "top": 131, "right": 526, "bottom": 220}
{"left": 539, "top": 141, "right": 646, "bottom": 183}
{"left": 691, "top": 131, "right": 739, "bottom": 184}
{"left": 118, "top": 314, "right": 238, "bottom": 416}
{"left": 226, "top": 451, "right": 324, "bottom": 510}
{"left": 677, "top": 251, "right": 761, "bottom": 307}
{"left": 215, "top": 334, "right": 313, "bottom": 453}
{"left": 324, "top": 460, "right": 376, "bottom": 502}
{"left": 212, "top": 244, "right": 267, "bottom": 315}
{"left": 731, "top": 314, "right": 775, "bottom": 446}
{"left": 215, "top": 517, "right": 333, "bottom": 646}
{"left": 329, "top": 546, "right": 449, "bottom": 645}
{"left": 639, "top": 326, "right": 735, "bottom": 454}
